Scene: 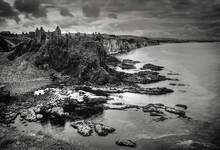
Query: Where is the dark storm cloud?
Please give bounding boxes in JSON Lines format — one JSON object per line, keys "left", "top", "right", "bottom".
{"left": 60, "top": 8, "right": 74, "bottom": 17}
{"left": 82, "top": 3, "right": 100, "bottom": 17}
{"left": 14, "top": 0, "right": 47, "bottom": 18}
{"left": 1, "top": 0, "right": 220, "bottom": 40}
{"left": 100, "top": 0, "right": 220, "bottom": 20}
{"left": 0, "top": 0, "right": 20, "bottom": 24}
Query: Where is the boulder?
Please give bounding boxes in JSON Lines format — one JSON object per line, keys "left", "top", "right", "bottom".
{"left": 150, "top": 112, "right": 164, "bottom": 116}
{"left": 104, "top": 104, "right": 140, "bottom": 110}
{"left": 152, "top": 116, "right": 168, "bottom": 122}
{"left": 142, "top": 104, "right": 163, "bottom": 113}
{"left": 121, "top": 59, "right": 138, "bottom": 69}
{"left": 141, "top": 63, "right": 164, "bottom": 71}
{"left": 71, "top": 121, "right": 93, "bottom": 136}
{"left": 165, "top": 107, "right": 186, "bottom": 117}
{"left": 116, "top": 139, "right": 136, "bottom": 148}
{"left": 20, "top": 108, "right": 37, "bottom": 122}
{"left": 175, "top": 104, "right": 187, "bottom": 109}
{"left": 51, "top": 107, "right": 65, "bottom": 117}
{"left": 121, "top": 71, "right": 167, "bottom": 84}
{"left": 71, "top": 120, "right": 115, "bottom": 136}
{"left": 36, "top": 114, "right": 43, "bottom": 120}
{"left": 94, "top": 123, "right": 115, "bottom": 136}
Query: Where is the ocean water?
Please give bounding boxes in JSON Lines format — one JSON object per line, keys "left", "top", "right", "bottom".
{"left": 14, "top": 42, "right": 220, "bottom": 149}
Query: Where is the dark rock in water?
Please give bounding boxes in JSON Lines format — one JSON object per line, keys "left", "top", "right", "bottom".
{"left": 121, "top": 59, "right": 138, "bottom": 69}
{"left": 168, "top": 78, "right": 179, "bottom": 81}
{"left": 121, "top": 64, "right": 136, "bottom": 70}
{"left": 71, "top": 120, "right": 115, "bottom": 136}
{"left": 153, "top": 116, "right": 169, "bottom": 122}
{"left": 142, "top": 104, "right": 164, "bottom": 113}
{"left": 71, "top": 120, "right": 93, "bottom": 136}
{"left": 121, "top": 71, "right": 167, "bottom": 84}
{"left": 165, "top": 107, "right": 186, "bottom": 117}
{"left": 94, "top": 123, "right": 115, "bottom": 136}
{"left": 116, "top": 139, "right": 136, "bottom": 148}
{"left": 150, "top": 112, "right": 164, "bottom": 116}
{"left": 110, "top": 102, "right": 124, "bottom": 105}
{"left": 167, "top": 72, "right": 179, "bottom": 75}
{"left": 176, "top": 104, "right": 187, "bottom": 109}
{"left": 141, "top": 63, "right": 164, "bottom": 71}
{"left": 142, "top": 103, "right": 189, "bottom": 119}
{"left": 82, "top": 86, "right": 174, "bottom": 96}
{"left": 169, "top": 83, "right": 186, "bottom": 86}
{"left": 122, "top": 59, "right": 140, "bottom": 65}
{"left": 169, "top": 83, "right": 177, "bottom": 86}
{"left": 104, "top": 104, "right": 140, "bottom": 110}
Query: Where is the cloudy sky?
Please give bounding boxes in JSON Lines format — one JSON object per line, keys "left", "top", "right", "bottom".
{"left": 0, "top": 0, "right": 220, "bottom": 40}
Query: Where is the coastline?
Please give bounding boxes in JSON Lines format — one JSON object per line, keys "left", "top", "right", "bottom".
{"left": 0, "top": 32, "right": 220, "bottom": 149}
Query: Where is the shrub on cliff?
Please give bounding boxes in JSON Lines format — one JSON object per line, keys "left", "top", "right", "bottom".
{"left": 34, "top": 30, "right": 112, "bottom": 85}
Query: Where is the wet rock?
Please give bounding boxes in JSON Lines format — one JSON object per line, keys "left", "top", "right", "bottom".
{"left": 142, "top": 104, "right": 163, "bottom": 113}
{"left": 167, "top": 72, "right": 179, "bottom": 75}
{"left": 110, "top": 102, "right": 124, "bottom": 105}
{"left": 165, "top": 107, "right": 186, "bottom": 117}
{"left": 115, "top": 139, "right": 136, "bottom": 148}
{"left": 94, "top": 123, "right": 115, "bottom": 136}
{"left": 105, "top": 104, "right": 140, "bottom": 110}
{"left": 169, "top": 83, "right": 185, "bottom": 86}
{"left": 169, "top": 83, "right": 177, "bottom": 86}
{"left": 123, "top": 87, "right": 174, "bottom": 95}
{"left": 122, "top": 71, "right": 167, "bottom": 84}
{"left": 121, "top": 59, "right": 139, "bottom": 69}
{"left": 71, "top": 121, "right": 93, "bottom": 136}
{"left": 152, "top": 116, "right": 169, "bottom": 122}
{"left": 84, "top": 96, "right": 107, "bottom": 105}
{"left": 121, "top": 64, "right": 136, "bottom": 70}
{"left": 142, "top": 103, "right": 189, "bottom": 119}
{"left": 176, "top": 104, "right": 187, "bottom": 109}
{"left": 141, "top": 63, "right": 164, "bottom": 71}
{"left": 75, "top": 86, "right": 173, "bottom": 96}
{"left": 150, "top": 112, "right": 164, "bottom": 116}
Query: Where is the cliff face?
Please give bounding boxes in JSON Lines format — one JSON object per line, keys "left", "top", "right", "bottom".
{"left": 102, "top": 35, "right": 159, "bottom": 54}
